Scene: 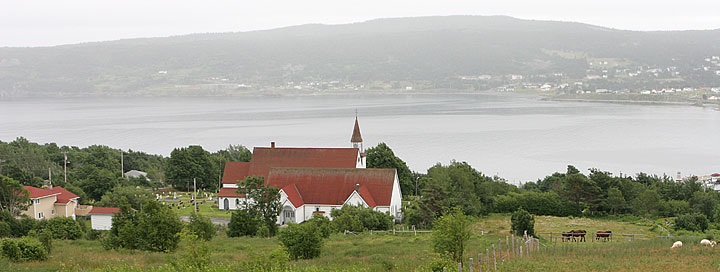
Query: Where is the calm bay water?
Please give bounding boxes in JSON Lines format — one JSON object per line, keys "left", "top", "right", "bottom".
{"left": 1, "top": 93, "right": 719, "bottom": 183}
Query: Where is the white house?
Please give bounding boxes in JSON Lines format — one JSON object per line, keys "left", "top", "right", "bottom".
{"left": 89, "top": 207, "right": 120, "bottom": 230}
{"left": 124, "top": 170, "right": 149, "bottom": 180}
{"left": 271, "top": 167, "right": 403, "bottom": 224}
{"left": 217, "top": 117, "right": 368, "bottom": 211}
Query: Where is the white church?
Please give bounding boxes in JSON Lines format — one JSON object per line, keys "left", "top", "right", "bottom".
{"left": 217, "top": 118, "right": 403, "bottom": 224}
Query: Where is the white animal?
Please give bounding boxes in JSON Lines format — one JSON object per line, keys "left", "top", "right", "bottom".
{"left": 700, "top": 239, "right": 716, "bottom": 247}
{"left": 671, "top": 241, "right": 683, "bottom": 249}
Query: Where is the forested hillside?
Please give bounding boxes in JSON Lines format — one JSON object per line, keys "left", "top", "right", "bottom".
{"left": 1, "top": 16, "right": 720, "bottom": 96}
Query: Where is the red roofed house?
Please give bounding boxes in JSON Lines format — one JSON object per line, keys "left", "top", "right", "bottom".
{"left": 271, "top": 167, "right": 402, "bottom": 224}
{"left": 21, "top": 182, "right": 80, "bottom": 220}
{"left": 218, "top": 117, "right": 368, "bottom": 211}
{"left": 88, "top": 207, "right": 121, "bottom": 230}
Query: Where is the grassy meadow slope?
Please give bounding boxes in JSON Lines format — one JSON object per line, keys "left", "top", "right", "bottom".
{"left": 5, "top": 214, "right": 707, "bottom": 272}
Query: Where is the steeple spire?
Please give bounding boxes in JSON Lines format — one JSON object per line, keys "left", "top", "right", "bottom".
{"left": 351, "top": 116, "right": 363, "bottom": 144}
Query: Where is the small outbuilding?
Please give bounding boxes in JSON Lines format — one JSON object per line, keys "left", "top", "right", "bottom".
{"left": 89, "top": 207, "right": 120, "bottom": 230}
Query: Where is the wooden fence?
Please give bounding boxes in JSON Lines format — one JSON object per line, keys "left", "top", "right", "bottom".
{"left": 449, "top": 231, "right": 540, "bottom": 272}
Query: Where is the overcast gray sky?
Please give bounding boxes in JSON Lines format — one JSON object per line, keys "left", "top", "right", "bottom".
{"left": 1, "top": 0, "right": 719, "bottom": 47}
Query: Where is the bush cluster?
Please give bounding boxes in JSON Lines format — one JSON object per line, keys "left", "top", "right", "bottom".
{"left": 675, "top": 213, "right": 709, "bottom": 232}
{"left": 45, "top": 217, "right": 84, "bottom": 240}
{"left": 102, "top": 201, "right": 183, "bottom": 252}
{"left": 330, "top": 205, "right": 393, "bottom": 232}
{"left": 186, "top": 213, "right": 216, "bottom": 241}
{"left": 277, "top": 223, "right": 323, "bottom": 260}
{"left": 0, "top": 237, "right": 48, "bottom": 262}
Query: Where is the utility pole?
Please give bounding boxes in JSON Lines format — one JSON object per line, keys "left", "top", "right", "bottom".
{"left": 63, "top": 152, "right": 68, "bottom": 184}
{"left": 48, "top": 168, "right": 52, "bottom": 183}
{"left": 120, "top": 151, "right": 124, "bottom": 179}
{"left": 194, "top": 178, "right": 197, "bottom": 213}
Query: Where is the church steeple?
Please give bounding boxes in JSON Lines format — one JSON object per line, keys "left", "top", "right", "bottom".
{"left": 351, "top": 116, "right": 363, "bottom": 151}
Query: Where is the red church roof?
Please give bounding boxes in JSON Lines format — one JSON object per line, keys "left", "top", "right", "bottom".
{"left": 221, "top": 146, "right": 360, "bottom": 185}
{"left": 218, "top": 187, "right": 245, "bottom": 197}
{"left": 268, "top": 168, "right": 396, "bottom": 207}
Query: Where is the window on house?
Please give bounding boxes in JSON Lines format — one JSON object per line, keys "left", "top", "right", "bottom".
{"left": 52, "top": 209, "right": 56, "bottom": 215}
{"left": 284, "top": 211, "right": 294, "bottom": 218}
{"left": 34, "top": 199, "right": 40, "bottom": 204}
{"left": 38, "top": 212, "right": 44, "bottom": 219}
{"left": 316, "top": 207, "right": 320, "bottom": 212}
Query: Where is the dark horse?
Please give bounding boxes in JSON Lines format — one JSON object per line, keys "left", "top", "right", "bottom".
{"left": 596, "top": 231, "right": 612, "bottom": 242}
{"left": 563, "top": 230, "right": 587, "bottom": 242}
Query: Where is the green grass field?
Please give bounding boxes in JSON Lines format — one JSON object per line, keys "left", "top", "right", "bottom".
{"left": 3, "top": 214, "right": 714, "bottom": 271}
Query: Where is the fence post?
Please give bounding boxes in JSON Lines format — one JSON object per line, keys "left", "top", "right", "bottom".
{"left": 498, "top": 239, "right": 504, "bottom": 265}
{"left": 526, "top": 241, "right": 530, "bottom": 256}
{"left": 469, "top": 257, "right": 474, "bottom": 272}
{"left": 486, "top": 248, "right": 490, "bottom": 271}
{"left": 492, "top": 244, "right": 497, "bottom": 271}
{"left": 511, "top": 234, "right": 515, "bottom": 258}
{"left": 458, "top": 262, "right": 462, "bottom": 272}
{"left": 478, "top": 253, "right": 482, "bottom": 272}
{"left": 414, "top": 225, "right": 417, "bottom": 236}
{"left": 519, "top": 245, "right": 523, "bottom": 258}
{"left": 506, "top": 236, "right": 510, "bottom": 261}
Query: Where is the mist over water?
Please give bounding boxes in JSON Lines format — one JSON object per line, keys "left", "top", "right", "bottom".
{"left": 1, "top": 93, "right": 719, "bottom": 183}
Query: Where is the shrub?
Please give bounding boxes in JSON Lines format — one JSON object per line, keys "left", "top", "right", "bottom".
{"left": 228, "top": 209, "right": 259, "bottom": 237}
{"left": 28, "top": 229, "right": 52, "bottom": 253}
{"left": 45, "top": 217, "right": 83, "bottom": 240}
{"left": 256, "top": 224, "right": 271, "bottom": 238}
{"left": 0, "top": 237, "right": 48, "bottom": 262}
{"left": 511, "top": 208, "right": 535, "bottom": 237}
{"left": 0, "top": 222, "right": 10, "bottom": 238}
{"left": 331, "top": 204, "right": 393, "bottom": 232}
{"left": 277, "top": 223, "right": 323, "bottom": 260}
{"left": 104, "top": 201, "right": 183, "bottom": 252}
{"left": 432, "top": 208, "right": 472, "bottom": 263}
{"left": 187, "top": 213, "right": 216, "bottom": 241}
{"left": 86, "top": 229, "right": 104, "bottom": 240}
{"left": 306, "top": 213, "right": 332, "bottom": 238}
{"left": 675, "top": 213, "right": 709, "bottom": 232}
{"left": 174, "top": 229, "right": 210, "bottom": 270}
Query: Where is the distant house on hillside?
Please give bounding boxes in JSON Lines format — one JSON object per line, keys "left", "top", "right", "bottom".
{"left": 124, "top": 170, "right": 149, "bottom": 180}
{"left": 21, "top": 182, "right": 80, "bottom": 220}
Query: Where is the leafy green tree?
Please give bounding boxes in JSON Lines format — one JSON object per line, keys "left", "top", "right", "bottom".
{"left": 166, "top": 146, "right": 219, "bottom": 191}
{"left": 104, "top": 201, "right": 183, "bottom": 252}
{"left": 563, "top": 172, "right": 599, "bottom": 205}
{"left": 214, "top": 145, "right": 252, "bottom": 162}
{"left": 187, "top": 213, "right": 216, "bottom": 241}
{"left": 74, "top": 165, "right": 121, "bottom": 201}
{"left": 3, "top": 164, "right": 41, "bottom": 187}
{"left": 0, "top": 176, "right": 29, "bottom": 216}
{"left": 432, "top": 208, "right": 472, "bottom": 263}
{"left": 228, "top": 209, "right": 260, "bottom": 237}
{"left": 44, "top": 217, "right": 83, "bottom": 240}
{"left": 278, "top": 223, "right": 323, "bottom": 260}
{"left": 511, "top": 208, "right": 535, "bottom": 237}
{"left": 237, "top": 176, "right": 281, "bottom": 236}
{"left": 674, "top": 213, "right": 709, "bottom": 232}
{"left": 96, "top": 186, "right": 154, "bottom": 211}
{"left": 175, "top": 229, "right": 211, "bottom": 269}
{"left": 632, "top": 189, "right": 662, "bottom": 216}
{"left": 690, "top": 191, "right": 718, "bottom": 221}
{"left": 607, "top": 187, "right": 626, "bottom": 215}
{"left": 366, "top": 143, "right": 413, "bottom": 196}
{"left": 306, "top": 213, "right": 333, "bottom": 238}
